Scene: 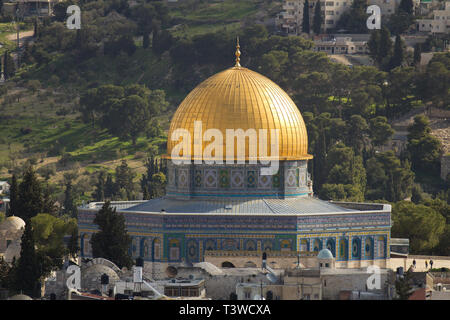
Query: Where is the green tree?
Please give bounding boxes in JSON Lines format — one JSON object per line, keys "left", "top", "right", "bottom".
{"left": 115, "top": 160, "right": 135, "bottom": 200}
{"left": 365, "top": 151, "right": 415, "bottom": 201}
{"left": 11, "top": 222, "right": 41, "bottom": 298}
{"left": 346, "top": 115, "right": 368, "bottom": 155}
{"left": 312, "top": 1, "right": 322, "bottom": 34}
{"left": 319, "top": 143, "right": 366, "bottom": 201}
{"left": 150, "top": 172, "right": 166, "bottom": 199}
{"left": 395, "top": 268, "right": 413, "bottom": 300}
{"left": 63, "top": 180, "right": 78, "bottom": 218}
{"left": 391, "top": 201, "right": 446, "bottom": 253}
{"left": 369, "top": 116, "right": 394, "bottom": 147}
{"left": 335, "top": 0, "right": 368, "bottom": 33}
{"left": 398, "top": 0, "right": 414, "bottom": 15}
{"left": 8, "top": 174, "right": 19, "bottom": 217}
{"left": 90, "top": 201, "right": 133, "bottom": 269}
{"left": 389, "top": 35, "right": 405, "bottom": 70}
{"left": 302, "top": 0, "right": 310, "bottom": 34}
{"left": 17, "top": 166, "right": 43, "bottom": 221}
{"left": 413, "top": 43, "right": 422, "bottom": 66}
{"left": 3, "top": 51, "right": 15, "bottom": 79}
{"left": 31, "top": 214, "right": 78, "bottom": 277}
{"left": 407, "top": 115, "right": 443, "bottom": 175}
{"left": 94, "top": 171, "right": 106, "bottom": 202}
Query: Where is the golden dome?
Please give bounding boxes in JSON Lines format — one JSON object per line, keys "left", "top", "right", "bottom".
{"left": 166, "top": 65, "right": 312, "bottom": 161}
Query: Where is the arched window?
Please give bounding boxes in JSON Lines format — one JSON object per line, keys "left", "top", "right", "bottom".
{"left": 204, "top": 239, "right": 216, "bottom": 251}
{"left": 263, "top": 240, "right": 273, "bottom": 251}
{"left": 313, "top": 239, "right": 321, "bottom": 252}
{"left": 187, "top": 239, "right": 198, "bottom": 262}
{"left": 352, "top": 238, "right": 361, "bottom": 259}
{"left": 365, "top": 237, "right": 374, "bottom": 260}
{"left": 169, "top": 239, "right": 180, "bottom": 261}
{"left": 153, "top": 238, "right": 161, "bottom": 261}
{"left": 222, "top": 239, "right": 238, "bottom": 251}
{"left": 141, "top": 239, "right": 150, "bottom": 259}
{"left": 280, "top": 239, "right": 291, "bottom": 251}
{"left": 377, "top": 236, "right": 385, "bottom": 258}
{"left": 339, "top": 238, "right": 347, "bottom": 260}
{"left": 326, "top": 238, "right": 335, "bottom": 257}
{"left": 300, "top": 239, "right": 309, "bottom": 252}
{"left": 245, "top": 240, "right": 256, "bottom": 251}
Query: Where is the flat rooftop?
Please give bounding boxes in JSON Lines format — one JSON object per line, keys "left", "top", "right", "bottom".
{"left": 116, "top": 197, "right": 388, "bottom": 215}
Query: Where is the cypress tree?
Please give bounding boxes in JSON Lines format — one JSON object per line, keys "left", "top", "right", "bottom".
{"left": 94, "top": 171, "right": 105, "bottom": 202}
{"left": 368, "top": 30, "right": 381, "bottom": 64}
{"left": 389, "top": 35, "right": 404, "bottom": 70}
{"left": 104, "top": 174, "right": 115, "bottom": 199}
{"left": 413, "top": 43, "right": 422, "bottom": 66}
{"left": 63, "top": 181, "right": 78, "bottom": 218}
{"left": 313, "top": 1, "right": 322, "bottom": 35}
{"left": 17, "top": 166, "right": 43, "bottom": 221}
{"left": 3, "top": 51, "right": 15, "bottom": 79}
{"left": 302, "top": 0, "right": 310, "bottom": 34}
{"left": 68, "top": 227, "right": 80, "bottom": 258}
{"left": 8, "top": 174, "right": 19, "bottom": 217}
{"left": 398, "top": 0, "right": 414, "bottom": 15}
{"left": 12, "top": 221, "right": 41, "bottom": 298}
{"left": 90, "top": 201, "right": 133, "bottom": 269}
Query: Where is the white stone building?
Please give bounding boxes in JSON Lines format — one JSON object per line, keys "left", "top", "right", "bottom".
{"left": 0, "top": 181, "right": 10, "bottom": 195}
{"left": 416, "top": 1, "right": 450, "bottom": 34}
{"left": 314, "top": 36, "right": 369, "bottom": 54}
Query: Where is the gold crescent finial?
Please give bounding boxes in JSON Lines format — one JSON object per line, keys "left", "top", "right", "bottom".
{"left": 235, "top": 37, "right": 241, "bottom": 67}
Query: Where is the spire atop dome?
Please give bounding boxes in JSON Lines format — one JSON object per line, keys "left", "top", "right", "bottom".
{"left": 235, "top": 37, "right": 241, "bottom": 67}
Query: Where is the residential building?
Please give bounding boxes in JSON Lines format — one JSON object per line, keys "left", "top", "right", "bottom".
{"left": 314, "top": 36, "right": 369, "bottom": 54}
{"left": 416, "top": 1, "right": 450, "bottom": 34}
{"left": 0, "top": 181, "right": 10, "bottom": 195}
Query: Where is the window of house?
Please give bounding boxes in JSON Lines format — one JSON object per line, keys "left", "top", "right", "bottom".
{"left": 326, "top": 2, "right": 334, "bottom": 6}
{"left": 326, "top": 10, "right": 334, "bottom": 15}
{"left": 326, "top": 20, "right": 334, "bottom": 24}
{"left": 326, "top": 263, "right": 330, "bottom": 267}
{"left": 314, "top": 294, "right": 319, "bottom": 299}
{"left": 244, "top": 290, "right": 251, "bottom": 299}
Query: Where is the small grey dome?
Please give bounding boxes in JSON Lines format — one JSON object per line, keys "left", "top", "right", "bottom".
{"left": 8, "top": 294, "right": 33, "bottom": 300}
{"left": 317, "top": 249, "right": 334, "bottom": 259}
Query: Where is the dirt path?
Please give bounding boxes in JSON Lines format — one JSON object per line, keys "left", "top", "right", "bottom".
{"left": 6, "top": 30, "right": 34, "bottom": 46}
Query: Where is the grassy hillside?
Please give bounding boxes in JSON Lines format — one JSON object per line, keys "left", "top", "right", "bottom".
{"left": 0, "top": 0, "right": 282, "bottom": 198}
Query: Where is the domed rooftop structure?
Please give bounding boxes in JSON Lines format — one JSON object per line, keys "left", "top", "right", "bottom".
{"left": 0, "top": 216, "right": 25, "bottom": 232}
{"left": 8, "top": 294, "right": 33, "bottom": 300}
{"left": 81, "top": 264, "right": 120, "bottom": 292}
{"left": 317, "top": 249, "right": 334, "bottom": 260}
{"left": 166, "top": 40, "right": 312, "bottom": 162}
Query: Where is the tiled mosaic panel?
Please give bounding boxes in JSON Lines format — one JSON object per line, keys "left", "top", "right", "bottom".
{"left": 194, "top": 169, "right": 202, "bottom": 188}
{"left": 285, "top": 169, "right": 297, "bottom": 188}
{"left": 231, "top": 170, "right": 245, "bottom": 189}
{"left": 168, "top": 168, "right": 175, "bottom": 186}
{"left": 299, "top": 168, "right": 307, "bottom": 186}
{"left": 204, "top": 169, "right": 218, "bottom": 188}
{"left": 272, "top": 172, "right": 281, "bottom": 188}
{"left": 247, "top": 170, "right": 256, "bottom": 188}
{"left": 219, "top": 169, "right": 230, "bottom": 188}
{"left": 258, "top": 174, "right": 272, "bottom": 189}
{"left": 178, "top": 168, "right": 189, "bottom": 189}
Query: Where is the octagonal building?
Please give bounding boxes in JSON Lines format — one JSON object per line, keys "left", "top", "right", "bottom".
{"left": 78, "top": 44, "right": 391, "bottom": 275}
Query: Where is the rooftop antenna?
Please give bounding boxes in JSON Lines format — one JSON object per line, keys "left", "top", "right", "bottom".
{"left": 235, "top": 37, "right": 241, "bottom": 67}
